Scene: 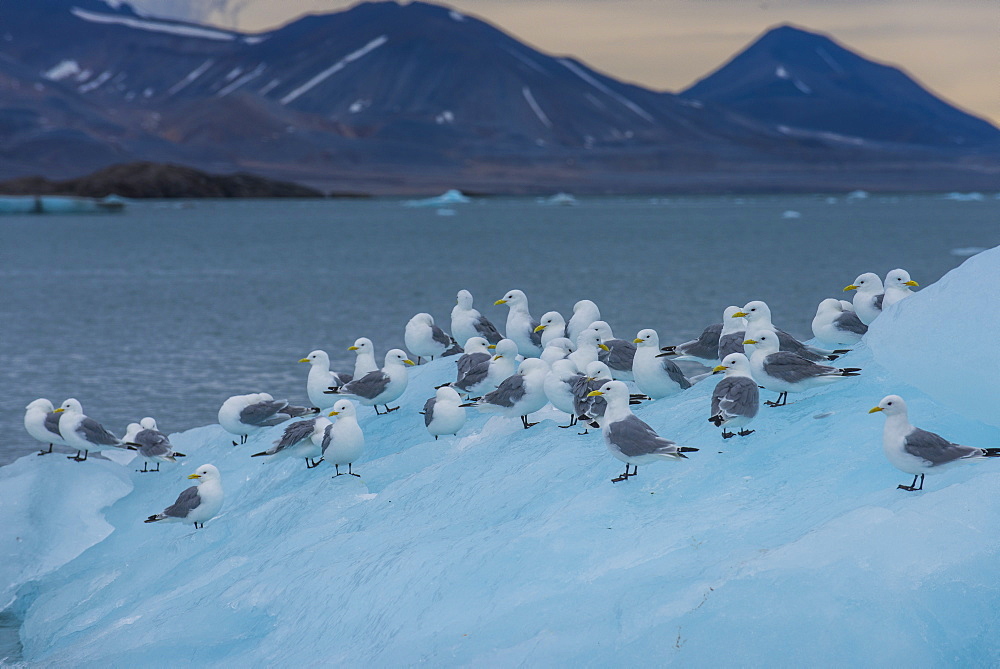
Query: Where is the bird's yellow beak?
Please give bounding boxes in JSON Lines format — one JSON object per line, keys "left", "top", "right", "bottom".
{"left": 713, "top": 365, "right": 728, "bottom": 372}
{"left": 347, "top": 346, "right": 359, "bottom": 351}
{"left": 732, "top": 311, "right": 748, "bottom": 318}
{"left": 844, "top": 284, "right": 859, "bottom": 292}
{"left": 743, "top": 338, "right": 757, "bottom": 345}
{"left": 53, "top": 407, "right": 65, "bottom": 413}
{"left": 534, "top": 324, "right": 546, "bottom": 332}
{"left": 404, "top": 359, "right": 416, "bottom": 366}
{"left": 587, "top": 390, "right": 604, "bottom": 397}
{"left": 904, "top": 280, "right": 919, "bottom": 287}
{"left": 187, "top": 473, "right": 201, "bottom": 479}
{"left": 494, "top": 299, "right": 507, "bottom": 305}
{"left": 633, "top": 338, "right": 643, "bottom": 343}
{"left": 329, "top": 410, "right": 340, "bottom": 416}
{"left": 298, "top": 358, "right": 310, "bottom": 363}
{"left": 487, "top": 344, "right": 496, "bottom": 349}
{"left": 598, "top": 344, "right": 610, "bottom": 351}
{"left": 868, "top": 406, "right": 883, "bottom": 413}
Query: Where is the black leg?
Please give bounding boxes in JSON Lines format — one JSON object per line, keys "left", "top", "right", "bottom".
{"left": 612, "top": 464, "right": 635, "bottom": 483}
{"left": 765, "top": 392, "right": 788, "bottom": 407}
{"left": 738, "top": 429, "right": 755, "bottom": 436}
{"left": 242, "top": 434, "right": 248, "bottom": 444}
{"left": 434, "top": 435, "right": 439, "bottom": 440}
{"left": 333, "top": 464, "right": 343, "bottom": 477}
{"left": 373, "top": 405, "right": 383, "bottom": 415}
{"left": 722, "top": 430, "right": 734, "bottom": 439}
{"left": 521, "top": 415, "right": 538, "bottom": 429}
{"left": 559, "top": 415, "right": 578, "bottom": 428}
{"left": 38, "top": 443, "right": 53, "bottom": 456}
{"left": 577, "top": 428, "right": 590, "bottom": 435}
{"left": 898, "top": 473, "right": 925, "bottom": 491}
{"left": 349, "top": 463, "right": 360, "bottom": 477}
{"left": 137, "top": 462, "right": 149, "bottom": 473}
{"left": 154, "top": 462, "right": 160, "bottom": 472}
{"left": 384, "top": 405, "right": 400, "bottom": 413}
{"left": 68, "top": 450, "right": 89, "bottom": 462}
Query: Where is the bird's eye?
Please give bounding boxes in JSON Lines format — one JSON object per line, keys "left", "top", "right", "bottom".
{"left": 887, "top": 402, "right": 892, "bottom": 406}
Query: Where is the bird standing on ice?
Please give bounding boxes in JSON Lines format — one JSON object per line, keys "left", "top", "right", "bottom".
{"left": 494, "top": 289, "right": 543, "bottom": 358}
{"left": 534, "top": 311, "right": 568, "bottom": 348}
{"left": 743, "top": 329, "right": 860, "bottom": 407}
{"left": 869, "top": 395, "right": 1000, "bottom": 491}
{"left": 881, "top": 269, "right": 919, "bottom": 309}
{"left": 708, "top": 353, "right": 759, "bottom": 438}
{"left": 131, "top": 417, "right": 186, "bottom": 472}
{"left": 566, "top": 299, "right": 600, "bottom": 344}
{"left": 55, "top": 398, "right": 126, "bottom": 462}
{"left": 323, "top": 399, "right": 365, "bottom": 477}
{"left": 328, "top": 349, "right": 415, "bottom": 414}
{"left": 588, "top": 381, "right": 698, "bottom": 482}
{"left": 422, "top": 386, "right": 466, "bottom": 439}
{"left": 218, "top": 393, "right": 318, "bottom": 445}
{"left": 24, "top": 398, "right": 69, "bottom": 456}
{"left": 405, "top": 313, "right": 457, "bottom": 363}
{"left": 451, "top": 337, "right": 495, "bottom": 397}
{"left": 632, "top": 329, "right": 691, "bottom": 399}
{"left": 471, "top": 358, "right": 550, "bottom": 429}
{"left": 144, "top": 464, "right": 223, "bottom": 529}
{"left": 300, "top": 349, "right": 351, "bottom": 408}
{"left": 734, "top": 300, "right": 843, "bottom": 362}
{"left": 811, "top": 299, "right": 867, "bottom": 348}
{"left": 251, "top": 417, "right": 328, "bottom": 469}
{"left": 451, "top": 289, "right": 502, "bottom": 346}
{"left": 348, "top": 338, "right": 378, "bottom": 379}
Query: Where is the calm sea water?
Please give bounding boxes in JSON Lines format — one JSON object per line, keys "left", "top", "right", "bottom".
{"left": 1, "top": 194, "right": 997, "bottom": 465}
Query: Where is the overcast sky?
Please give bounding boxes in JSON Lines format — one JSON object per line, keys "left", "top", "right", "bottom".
{"left": 133, "top": 0, "right": 1000, "bottom": 124}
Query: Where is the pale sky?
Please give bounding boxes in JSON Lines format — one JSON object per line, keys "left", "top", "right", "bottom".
{"left": 135, "top": 0, "right": 1000, "bottom": 125}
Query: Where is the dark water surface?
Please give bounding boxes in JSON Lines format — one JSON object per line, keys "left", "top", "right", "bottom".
{"left": 2, "top": 194, "right": 997, "bottom": 465}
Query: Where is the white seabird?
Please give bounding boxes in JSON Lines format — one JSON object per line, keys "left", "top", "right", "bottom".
{"left": 587, "top": 320, "right": 636, "bottom": 381}
{"left": 567, "top": 330, "right": 606, "bottom": 372}
{"left": 534, "top": 311, "right": 568, "bottom": 348}
{"left": 144, "top": 463, "right": 223, "bottom": 529}
{"left": 329, "top": 349, "right": 415, "bottom": 414}
{"left": 632, "top": 329, "right": 692, "bottom": 399}
{"left": 708, "top": 353, "right": 759, "bottom": 438}
{"left": 471, "top": 358, "right": 550, "bottom": 429}
{"left": 734, "top": 300, "right": 844, "bottom": 362}
{"left": 349, "top": 338, "right": 379, "bottom": 379}
{"left": 588, "top": 381, "right": 698, "bottom": 482}
{"left": 572, "top": 360, "right": 613, "bottom": 433}
{"left": 218, "top": 393, "right": 318, "bottom": 445}
{"left": 881, "top": 269, "right": 919, "bottom": 309}
{"left": 540, "top": 337, "right": 575, "bottom": 366}
{"left": 566, "top": 299, "right": 601, "bottom": 344}
{"left": 24, "top": 398, "right": 70, "bottom": 456}
{"left": 494, "top": 289, "right": 543, "bottom": 358}
{"left": 451, "top": 337, "right": 496, "bottom": 397}
{"left": 811, "top": 298, "right": 867, "bottom": 348}
{"left": 743, "top": 328, "right": 861, "bottom": 407}
{"left": 870, "top": 394, "right": 1000, "bottom": 491}
{"left": 300, "top": 349, "right": 351, "bottom": 408}
{"left": 544, "top": 358, "right": 585, "bottom": 428}
{"left": 405, "top": 312, "right": 458, "bottom": 363}
{"left": 323, "top": 399, "right": 365, "bottom": 477}
{"left": 251, "top": 417, "right": 329, "bottom": 469}
{"left": 131, "top": 416, "right": 186, "bottom": 472}
{"left": 55, "top": 398, "right": 126, "bottom": 462}
{"left": 844, "top": 272, "right": 884, "bottom": 325}
{"left": 451, "top": 289, "right": 502, "bottom": 347}
{"left": 422, "top": 386, "right": 466, "bottom": 440}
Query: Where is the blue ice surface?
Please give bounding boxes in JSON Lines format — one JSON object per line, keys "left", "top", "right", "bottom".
{"left": 3, "top": 247, "right": 1000, "bottom": 666}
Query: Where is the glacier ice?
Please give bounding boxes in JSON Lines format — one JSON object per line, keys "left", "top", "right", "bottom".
{"left": 3, "top": 247, "right": 1000, "bottom": 666}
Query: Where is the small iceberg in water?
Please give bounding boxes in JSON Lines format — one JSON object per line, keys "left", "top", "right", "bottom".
{"left": 0, "top": 195, "right": 125, "bottom": 214}
{"left": 538, "top": 192, "right": 578, "bottom": 206}
{"left": 942, "top": 192, "right": 984, "bottom": 202}
{"left": 404, "top": 189, "right": 471, "bottom": 207}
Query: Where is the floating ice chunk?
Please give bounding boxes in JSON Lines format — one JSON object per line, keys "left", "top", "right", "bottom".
{"left": 846, "top": 190, "right": 869, "bottom": 200}
{"left": 781, "top": 210, "right": 801, "bottom": 219}
{"left": 43, "top": 60, "right": 81, "bottom": 81}
{"left": 942, "top": 192, "right": 984, "bottom": 201}
{"left": 404, "top": 189, "right": 471, "bottom": 207}
{"left": 950, "top": 247, "right": 986, "bottom": 257}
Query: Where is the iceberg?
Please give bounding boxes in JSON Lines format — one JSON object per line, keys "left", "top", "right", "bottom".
{"left": 0, "top": 195, "right": 125, "bottom": 214}
{"left": 3, "top": 247, "right": 1000, "bottom": 666}
{"left": 403, "top": 189, "right": 471, "bottom": 207}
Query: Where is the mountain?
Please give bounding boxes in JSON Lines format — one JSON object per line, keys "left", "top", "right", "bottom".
{"left": 0, "top": 1, "right": 997, "bottom": 193}
{"left": 681, "top": 25, "right": 1000, "bottom": 150}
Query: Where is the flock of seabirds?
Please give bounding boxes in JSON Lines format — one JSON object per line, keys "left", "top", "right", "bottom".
{"left": 22, "top": 267, "right": 1000, "bottom": 530}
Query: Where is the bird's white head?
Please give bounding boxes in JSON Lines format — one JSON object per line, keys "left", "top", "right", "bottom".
{"left": 300, "top": 349, "right": 329, "bottom": 365}
{"left": 410, "top": 313, "right": 434, "bottom": 326}
{"left": 385, "top": 349, "right": 415, "bottom": 366}
{"left": 140, "top": 417, "right": 157, "bottom": 430}
{"left": 742, "top": 328, "right": 779, "bottom": 353}
{"left": 349, "top": 338, "right": 373, "bottom": 354}
{"left": 535, "top": 311, "right": 564, "bottom": 332}
{"left": 845, "top": 272, "right": 883, "bottom": 293}
{"left": 816, "top": 298, "right": 845, "bottom": 316}
{"left": 584, "top": 360, "right": 612, "bottom": 380}
{"left": 26, "top": 398, "right": 55, "bottom": 412}
{"left": 869, "top": 394, "right": 907, "bottom": 417}
{"left": 714, "top": 352, "right": 752, "bottom": 374}
{"left": 435, "top": 386, "right": 462, "bottom": 403}
{"left": 633, "top": 328, "right": 659, "bottom": 347}
{"left": 55, "top": 398, "right": 83, "bottom": 414}
{"left": 463, "top": 336, "right": 492, "bottom": 354}
{"left": 492, "top": 339, "right": 519, "bottom": 360}
{"left": 495, "top": 289, "right": 527, "bottom": 308}
{"left": 734, "top": 301, "right": 770, "bottom": 322}
{"left": 328, "top": 399, "right": 357, "bottom": 418}
{"left": 456, "top": 289, "right": 474, "bottom": 308}
{"left": 518, "top": 358, "right": 549, "bottom": 377}
{"left": 589, "top": 379, "right": 629, "bottom": 402}
{"left": 188, "top": 464, "right": 220, "bottom": 482}
{"left": 588, "top": 320, "right": 614, "bottom": 339}
{"left": 885, "top": 268, "right": 918, "bottom": 288}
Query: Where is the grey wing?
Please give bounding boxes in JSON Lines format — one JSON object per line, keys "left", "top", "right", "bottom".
{"left": 679, "top": 323, "right": 722, "bottom": 359}
{"left": 342, "top": 370, "right": 391, "bottom": 400}
{"left": 483, "top": 374, "right": 526, "bottom": 408}
{"left": 776, "top": 329, "right": 825, "bottom": 362}
{"left": 43, "top": 411, "right": 63, "bottom": 438}
{"left": 134, "top": 429, "right": 172, "bottom": 457}
{"left": 332, "top": 372, "right": 353, "bottom": 386}
{"left": 607, "top": 414, "right": 677, "bottom": 457}
{"left": 273, "top": 419, "right": 317, "bottom": 452}
{"left": 430, "top": 324, "right": 451, "bottom": 347}
{"left": 874, "top": 293, "right": 884, "bottom": 310}
{"left": 76, "top": 417, "right": 121, "bottom": 446}
{"left": 834, "top": 310, "right": 868, "bottom": 335}
{"left": 711, "top": 377, "right": 759, "bottom": 419}
{"left": 163, "top": 485, "right": 201, "bottom": 518}
{"left": 281, "top": 404, "right": 319, "bottom": 418}
{"left": 660, "top": 357, "right": 692, "bottom": 389}
{"left": 455, "top": 353, "right": 491, "bottom": 390}
{"left": 240, "top": 400, "right": 288, "bottom": 426}
{"left": 474, "top": 316, "right": 503, "bottom": 344}
{"left": 321, "top": 423, "right": 334, "bottom": 453}
{"left": 575, "top": 377, "right": 609, "bottom": 417}
{"left": 423, "top": 397, "right": 436, "bottom": 427}
{"left": 529, "top": 319, "right": 543, "bottom": 347}
{"left": 718, "top": 332, "right": 745, "bottom": 359}
{"left": 601, "top": 339, "right": 636, "bottom": 372}
{"left": 904, "top": 428, "right": 981, "bottom": 466}
{"left": 763, "top": 352, "right": 836, "bottom": 383}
